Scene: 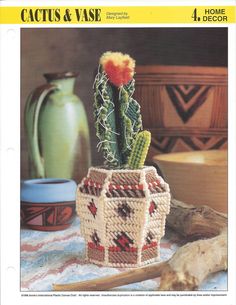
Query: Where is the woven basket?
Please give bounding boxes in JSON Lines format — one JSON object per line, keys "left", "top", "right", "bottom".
{"left": 76, "top": 166, "right": 170, "bottom": 267}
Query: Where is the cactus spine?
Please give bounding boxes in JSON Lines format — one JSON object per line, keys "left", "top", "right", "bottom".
{"left": 93, "top": 52, "right": 151, "bottom": 169}
{"left": 128, "top": 131, "right": 151, "bottom": 169}
{"left": 93, "top": 61, "right": 142, "bottom": 168}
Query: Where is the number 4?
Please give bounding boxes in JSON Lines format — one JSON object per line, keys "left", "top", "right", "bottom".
{"left": 192, "top": 8, "right": 198, "bottom": 21}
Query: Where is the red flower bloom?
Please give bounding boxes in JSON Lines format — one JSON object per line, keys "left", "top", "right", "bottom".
{"left": 100, "top": 52, "right": 135, "bottom": 87}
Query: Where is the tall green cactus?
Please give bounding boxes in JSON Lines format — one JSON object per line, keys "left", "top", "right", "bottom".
{"left": 93, "top": 53, "right": 143, "bottom": 168}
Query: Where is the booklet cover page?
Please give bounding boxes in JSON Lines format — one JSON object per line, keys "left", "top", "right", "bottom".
{"left": 0, "top": 1, "right": 235, "bottom": 305}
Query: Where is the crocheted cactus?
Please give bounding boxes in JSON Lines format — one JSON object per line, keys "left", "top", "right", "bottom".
{"left": 128, "top": 130, "right": 151, "bottom": 169}
{"left": 93, "top": 52, "right": 143, "bottom": 168}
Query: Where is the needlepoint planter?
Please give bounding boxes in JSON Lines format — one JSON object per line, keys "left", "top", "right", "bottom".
{"left": 77, "top": 51, "right": 171, "bottom": 268}
{"left": 76, "top": 166, "right": 170, "bottom": 267}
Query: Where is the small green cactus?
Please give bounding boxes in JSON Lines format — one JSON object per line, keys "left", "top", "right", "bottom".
{"left": 128, "top": 131, "right": 151, "bottom": 169}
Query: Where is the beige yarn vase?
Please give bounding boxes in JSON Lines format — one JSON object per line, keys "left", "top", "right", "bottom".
{"left": 76, "top": 166, "right": 170, "bottom": 267}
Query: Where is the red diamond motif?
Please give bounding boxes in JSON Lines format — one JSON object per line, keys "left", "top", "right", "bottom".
{"left": 113, "top": 232, "right": 134, "bottom": 251}
{"left": 91, "top": 231, "right": 100, "bottom": 245}
{"left": 88, "top": 199, "right": 97, "bottom": 218}
{"left": 146, "top": 231, "right": 154, "bottom": 244}
{"left": 149, "top": 201, "right": 157, "bottom": 216}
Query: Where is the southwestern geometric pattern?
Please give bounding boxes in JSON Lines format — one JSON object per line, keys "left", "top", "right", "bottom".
{"left": 87, "top": 199, "right": 97, "bottom": 218}
{"left": 91, "top": 231, "right": 100, "bottom": 245}
{"left": 146, "top": 231, "right": 154, "bottom": 244}
{"left": 134, "top": 66, "right": 227, "bottom": 158}
{"left": 21, "top": 201, "right": 75, "bottom": 231}
{"left": 113, "top": 232, "right": 134, "bottom": 251}
{"left": 152, "top": 136, "right": 227, "bottom": 154}
{"left": 77, "top": 166, "right": 170, "bottom": 267}
{"left": 117, "top": 202, "right": 134, "bottom": 220}
{"left": 149, "top": 201, "right": 157, "bottom": 216}
{"left": 166, "top": 85, "right": 212, "bottom": 123}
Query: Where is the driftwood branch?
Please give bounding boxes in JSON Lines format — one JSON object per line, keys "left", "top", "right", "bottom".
{"left": 53, "top": 199, "right": 227, "bottom": 291}
{"left": 53, "top": 261, "right": 166, "bottom": 291}
{"left": 167, "top": 199, "right": 227, "bottom": 239}
{"left": 159, "top": 228, "right": 227, "bottom": 290}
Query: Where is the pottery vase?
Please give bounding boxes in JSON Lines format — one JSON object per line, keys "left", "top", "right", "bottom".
{"left": 76, "top": 166, "right": 170, "bottom": 267}
{"left": 24, "top": 72, "right": 91, "bottom": 182}
{"left": 21, "top": 178, "right": 77, "bottom": 231}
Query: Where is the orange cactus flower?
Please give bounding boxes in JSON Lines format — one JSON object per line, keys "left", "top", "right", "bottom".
{"left": 100, "top": 51, "right": 135, "bottom": 87}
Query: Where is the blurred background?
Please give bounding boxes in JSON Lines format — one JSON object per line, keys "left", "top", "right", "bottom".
{"left": 21, "top": 28, "right": 228, "bottom": 181}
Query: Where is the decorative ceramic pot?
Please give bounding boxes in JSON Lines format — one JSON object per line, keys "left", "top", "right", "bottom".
{"left": 21, "top": 178, "right": 77, "bottom": 231}
{"left": 134, "top": 66, "right": 228, "bottom": 157}
{"left": 77, "top": 166, "right": 170, "bottom": 267}
{"left": 24, "top": 72, "right": 91, "bottom": 182}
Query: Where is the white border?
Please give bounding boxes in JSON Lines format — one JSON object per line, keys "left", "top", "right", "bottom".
{"left": 1, "top": 0, "right": 236, "bottom": 6}
{"left": 0, "top": 1, "right": 235, "bottom": 305}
